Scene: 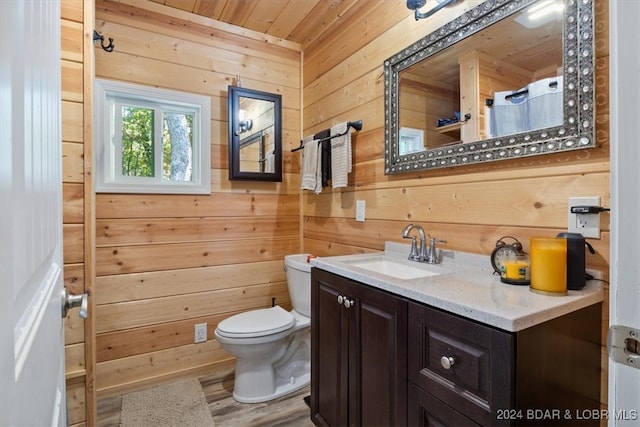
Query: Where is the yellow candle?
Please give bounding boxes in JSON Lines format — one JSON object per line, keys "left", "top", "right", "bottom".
{"left": 530, "top": 237, "right": 567, "bottom": 295}
{"left": 503, "top": 260, "right": 529, "bottom": 281}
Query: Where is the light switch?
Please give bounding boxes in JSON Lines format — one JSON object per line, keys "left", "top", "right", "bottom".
{"left": 356, "top": 200, "right": 366, "bottom": 222}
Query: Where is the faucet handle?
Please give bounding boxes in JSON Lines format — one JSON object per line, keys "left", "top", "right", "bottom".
{"left": 425, "top": 237, "right": 447, "bottom": 264}
{"left": 403, "top": 236, "right": 420, "bottom": 261}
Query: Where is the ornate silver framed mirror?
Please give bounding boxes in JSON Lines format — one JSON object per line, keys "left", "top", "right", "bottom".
{"left": 384, "top": 0, "right": 594, "bottom": 174}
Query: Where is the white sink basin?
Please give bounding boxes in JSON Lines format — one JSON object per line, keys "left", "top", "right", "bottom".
{"left": 344, "top": 257, "right": 441, "bottom": 280}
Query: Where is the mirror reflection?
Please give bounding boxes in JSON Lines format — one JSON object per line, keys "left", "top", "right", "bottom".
{"left": 228, "top": 86, "right": 282, "bottom": 181}
{"left": 237, "top": 97, "right": 276, "bottom": 173}
{"left": 385, "top": 0, "right": 595, "bottom": 174}
{"left": 399, "top": 0, "right": 563, "bottom": 154}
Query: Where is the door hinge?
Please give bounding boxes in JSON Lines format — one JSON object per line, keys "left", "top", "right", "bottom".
{"left": 607, "top": 325, "right": 640, "bottom": 369}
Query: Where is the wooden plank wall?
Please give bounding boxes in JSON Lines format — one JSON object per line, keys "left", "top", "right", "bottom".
{"left": 302, "top": 0, "right": 610, "bottom": 415}
{"left": 61, "top": 0, "right": 95, "bottom": 424}
{"left": 93, "top": 0, "right": 302, "bottom": 397}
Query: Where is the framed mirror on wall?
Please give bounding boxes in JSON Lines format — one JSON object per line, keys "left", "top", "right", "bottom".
{"left": 228, "top": 86, "right": 282, "bottom": 181}
{"left": 384, "top": 0, "right": 595, "bottom": 174}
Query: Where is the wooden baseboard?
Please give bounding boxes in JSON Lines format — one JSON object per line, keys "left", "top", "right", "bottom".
{"left": 96, "top": 358, "right": 235, "bottom": 399}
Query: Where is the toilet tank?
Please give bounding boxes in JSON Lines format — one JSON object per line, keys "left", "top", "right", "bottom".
{"left": 284, "top": 254, "right": 312, "bottom": 317}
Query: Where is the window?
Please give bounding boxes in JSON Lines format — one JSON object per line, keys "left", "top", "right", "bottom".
{"left": 95, "top": 79, "right": 211, "bottom": 194}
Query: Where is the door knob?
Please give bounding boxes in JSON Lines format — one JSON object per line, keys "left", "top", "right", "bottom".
{"left": 62, "top": 288, "right": 88, "bottom": 319}
{"left": 343, "top": 298, "right": 354, "bottom": 309}
{"left": 337, "top": 295, "right": 344, "bottom": 305}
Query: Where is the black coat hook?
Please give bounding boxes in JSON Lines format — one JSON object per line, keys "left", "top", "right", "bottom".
{"left": 93, "top": 30, "right": 114, "bottom": 52}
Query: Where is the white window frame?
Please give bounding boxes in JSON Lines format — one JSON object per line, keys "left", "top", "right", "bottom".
{"left": 399, "top": 127, "right": 425, "bottom": 155}
{"left": 95, "top": 79, "right": 211, "bottom": 194}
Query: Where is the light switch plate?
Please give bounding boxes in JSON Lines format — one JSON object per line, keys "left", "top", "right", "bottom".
{"left": 568, "top": 196, "right": 600, "bottom": 239}
{"left": 356, "top": 200, "right": 365, "bottom": 222}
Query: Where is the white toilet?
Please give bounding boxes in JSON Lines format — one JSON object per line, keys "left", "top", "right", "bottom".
{"left": 214, "top": 254, "right": 312, "bottom": 403}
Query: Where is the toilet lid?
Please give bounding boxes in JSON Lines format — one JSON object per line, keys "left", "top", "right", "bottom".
{"left": 216, "top": 306, "right": 295, "bottom": 338}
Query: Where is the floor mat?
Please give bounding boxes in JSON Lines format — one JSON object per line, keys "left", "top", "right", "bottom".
{"left": 120, "top": 377, "right": 214, "bottom": 427}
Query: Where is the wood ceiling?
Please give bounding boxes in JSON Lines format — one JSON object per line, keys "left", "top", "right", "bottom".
{"left": 147, "top": 0, "right": 405, "bottom": 49}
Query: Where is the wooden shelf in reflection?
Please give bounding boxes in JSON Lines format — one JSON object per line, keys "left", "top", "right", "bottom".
{"left": 436, "top": 122, "right": 461, "bottom": 134}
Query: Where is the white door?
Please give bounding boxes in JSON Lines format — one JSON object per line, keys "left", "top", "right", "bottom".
{"left": 609, "top": 0, "right": 640, "bottom": 425}
{"left": 0, "top": 1, "right": 68, "bottom": 425}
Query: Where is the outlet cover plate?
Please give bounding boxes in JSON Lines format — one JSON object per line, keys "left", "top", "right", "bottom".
{"left": 195, "top": 323, "right": 207, "bottom": 343}
{"left": 568, "top": 196, "right": 600, "bottom": 238}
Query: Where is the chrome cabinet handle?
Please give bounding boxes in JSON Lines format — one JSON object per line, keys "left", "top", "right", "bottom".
{"left": 336, "top": 295, "right": 354, "bottom": 308}
{"left": 440, "top": 356, "right": 455, "bottom": 370}
{"left": 338, "top": 295, "right": 353, "bottom": 308}
{"left": 62, "top": 288, "right": 88, "bottom": 320}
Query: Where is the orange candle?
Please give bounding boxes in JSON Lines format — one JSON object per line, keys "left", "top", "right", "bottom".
{"left": 530, "top": 237, "right": 567, "bottom": 295}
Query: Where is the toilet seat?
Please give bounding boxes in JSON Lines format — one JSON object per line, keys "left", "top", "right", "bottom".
{"left": 216, "top": 306, "right": 295, "bottom": 338}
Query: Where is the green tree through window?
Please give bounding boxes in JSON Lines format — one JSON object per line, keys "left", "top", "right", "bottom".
{"left": 96, "top": 78, "right": 210, "bottom": 194}
{"left": 164, "top": 112, "right": 193, "bottom": 181}
{"left": 120, "top": 108, "right": 194, "bottom": 182}
{"left": 121, "top": 106, "right": 154, "bottom": 177}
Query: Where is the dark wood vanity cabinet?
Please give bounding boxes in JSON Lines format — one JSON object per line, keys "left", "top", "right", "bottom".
{"left": 311, "top": 268, "right": 601, "bottom": 427}
{"left": 310, "top": 268, "right": 407, "bottom": 427}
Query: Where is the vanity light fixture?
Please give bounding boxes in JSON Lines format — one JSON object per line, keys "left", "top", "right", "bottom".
{"left": 528, "top": 0, "right": 564, "bottom": 20}
{"left": 406, "top": 0, "right": 456, "bottom": 21}
{"left": 236, "top": 109, "right": 253, "bottom": 135}
{"left": 515, "top": 0, "right": 564, "bottom": 28}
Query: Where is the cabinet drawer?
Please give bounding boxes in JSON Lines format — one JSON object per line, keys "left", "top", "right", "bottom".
{"left": 408, "top": 302, "right": 513, "bottom": 425}
{"left": 408, "top": 383, "right": 480, "bottom": 426}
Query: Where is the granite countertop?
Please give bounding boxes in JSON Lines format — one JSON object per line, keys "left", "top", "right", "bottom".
{"left": 310, "top": 242, "right": 604, "bottom": 332}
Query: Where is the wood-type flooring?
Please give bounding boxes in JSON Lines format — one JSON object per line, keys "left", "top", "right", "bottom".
{"left": 97, "top": 372, "right": 314, "bottom": 427}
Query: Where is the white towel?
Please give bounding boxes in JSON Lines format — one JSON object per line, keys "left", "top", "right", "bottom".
{"left": 330, "top": 122, "right": 352, "bottom": 189}
{"left": 300, "top": 136, "right": 322, "bottom": 193}
{"left": 264, "top": 150, "right": 275, "bottom": 173}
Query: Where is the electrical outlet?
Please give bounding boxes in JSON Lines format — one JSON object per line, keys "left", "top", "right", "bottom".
{"left": 194, "top": 323, "right": 207, "bottom": 343}
{"left": 355, "top": 200, "right": 366, "bottom": 222}
{"left": 568, "top": 197, "right": 600, "bottom": 239}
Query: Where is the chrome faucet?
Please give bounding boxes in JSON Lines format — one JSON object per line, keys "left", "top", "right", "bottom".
{"left": 402, "top": 224, "right": 447, "bottom": 264}
{"left": 401, "top": 224, "right": 427, "bottom": 261}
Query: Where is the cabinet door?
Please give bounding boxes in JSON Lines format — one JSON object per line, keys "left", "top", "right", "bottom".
{"left": 311, "top": 269, "right": 408, "bottom": 427}
{"left": 352, "top": 283, "right": 408, "bottom": 427}
{"left": 311, "top": 269, "right": 350, "bottom": 427}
